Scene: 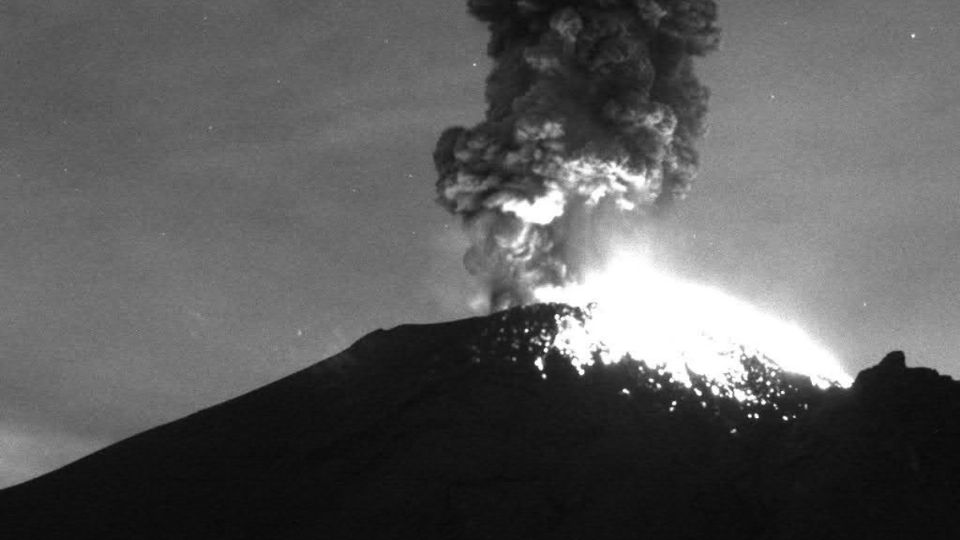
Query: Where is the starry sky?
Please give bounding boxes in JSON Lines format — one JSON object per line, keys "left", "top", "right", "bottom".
{"left": 0, "top": 0, "right": 957, "bottom": 488}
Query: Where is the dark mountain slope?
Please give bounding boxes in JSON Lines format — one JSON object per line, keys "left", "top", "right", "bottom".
{"left": 1, "top": 305, "right": 958, "bottom": 539}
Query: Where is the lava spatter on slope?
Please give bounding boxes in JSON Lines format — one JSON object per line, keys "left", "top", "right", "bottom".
{"left": 471, "top": 302, "right": 837, "bottom": 428}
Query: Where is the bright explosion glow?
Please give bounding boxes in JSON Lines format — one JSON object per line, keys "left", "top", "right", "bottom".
{"left": 533, "top": 253, "right": 853, "bottom": 393}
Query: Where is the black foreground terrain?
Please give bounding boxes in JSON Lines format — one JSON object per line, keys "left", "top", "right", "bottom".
{"left": 1, "top": 304, "right": 958, "bottom": 539}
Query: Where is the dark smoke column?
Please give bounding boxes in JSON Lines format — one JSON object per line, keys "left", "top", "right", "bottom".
{"left": 434, "top": 0, "right": 719, "bottom": 311}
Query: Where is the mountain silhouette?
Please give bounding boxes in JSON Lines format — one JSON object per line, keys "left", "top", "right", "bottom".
{"left": 1, "top": 304, "right": 958, "bottom": 539}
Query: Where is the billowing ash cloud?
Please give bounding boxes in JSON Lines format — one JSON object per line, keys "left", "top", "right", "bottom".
{"left": 434, "top": 0, "right": 719, "bottom": 311}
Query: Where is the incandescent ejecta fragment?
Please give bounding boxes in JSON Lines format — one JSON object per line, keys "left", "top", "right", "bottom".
{"left": 434, "top": 0, "right": 719, "bottom": 310}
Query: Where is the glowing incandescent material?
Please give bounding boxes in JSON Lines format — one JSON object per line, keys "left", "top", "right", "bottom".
{"left": 534, "top": 253, "right": 853, "bottom": 391}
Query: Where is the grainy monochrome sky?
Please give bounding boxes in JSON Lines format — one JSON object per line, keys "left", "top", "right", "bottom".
{"left": 0, "top": 0, "right": 957, "bottom": 487}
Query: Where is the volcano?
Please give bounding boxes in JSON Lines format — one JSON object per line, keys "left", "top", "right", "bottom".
{"left": 1, "top": 304, "right": 958, "bottom": 539}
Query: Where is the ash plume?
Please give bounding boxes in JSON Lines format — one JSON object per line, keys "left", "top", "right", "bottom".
{"left": 434, "top": 0, "right": 720, "bottom": 310}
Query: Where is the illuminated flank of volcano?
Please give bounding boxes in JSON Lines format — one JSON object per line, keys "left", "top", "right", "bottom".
{"left": 532, "top": 254, "right": 853, "bottom": 394}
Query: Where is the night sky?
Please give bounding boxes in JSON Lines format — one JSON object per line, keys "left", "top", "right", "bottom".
{"left": 1, "top": 0, "right": 957, "bottom": 487}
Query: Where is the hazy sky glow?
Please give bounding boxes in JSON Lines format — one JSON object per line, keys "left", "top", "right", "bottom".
{"left": 1, "top": 0, "right": 957, "bottom": 487}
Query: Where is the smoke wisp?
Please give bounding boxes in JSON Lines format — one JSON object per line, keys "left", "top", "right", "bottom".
{"left": 434, "top": 0, "right": 719, "bottom": 310}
